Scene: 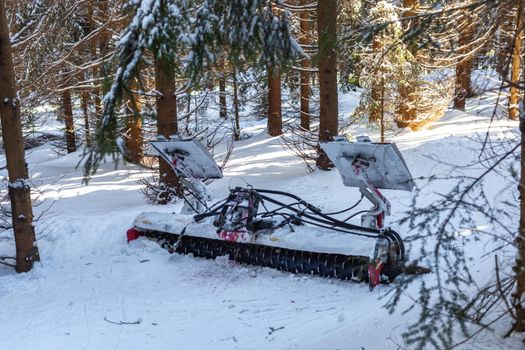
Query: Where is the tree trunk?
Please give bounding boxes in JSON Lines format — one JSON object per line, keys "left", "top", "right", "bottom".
{"left": 96, "top": 0, "right": 110, "bottom": 121}
{"left": 0, "top": 1, "right": 40, "bottom": 272}
{"left": 267, "top": 67, "right": 282, "bottom": 136}
{"left": 396, "top": 0, "right": 419, "bottom": 127}
{"left": 155, "top": 56, "right": 179, "bottom": 204}
{"left": 370, "top": 36, "right": 382, "bottom": 123}
{"left": 299, "top": 0, "right": 310, "bottom": 130}
{"left": 232, "top": 67, "right": 241, "bottom": 141}
{"left": 453, "top": 23, "right": 475, "bottom": 111}
{"left": 61, "top": 88, "right": 77, "bottom": 153}
{"left": 509, "top": 1, "right": 524, "bottom": 121}
{"left": 88, "top": 0, "right": 102, "bottom": 122}
{"left": 316, "top": 0, "right": 338, "bottom": 170}
{"left": 81, "top": 88, "right": 91, "bottom": 147}
{"left": 513, "top": 0, "right": 525, "bottom": 333}
{"left": 124, "top": 79, "right": 143, "bottom": 164}
{"left": 219, "top": 75, "right": 227, "bottom": 119}
{"left": 496, "top": 9, "right": 515, "bottom": 79}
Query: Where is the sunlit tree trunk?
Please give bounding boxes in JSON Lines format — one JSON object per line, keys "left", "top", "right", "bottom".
{"left": 316, "top": 0, "right": 338, "bottom": 170}
{"left": 509, "top": 1, "right": 524, "bottom": 121}
{"left": 0, "top": 0, "right": 40, "bottom": 272}
{"left": 396, "top": 0, "right": 419, "bottom": 127}
{"left": 124, "top": 79, "right": 144, "bottom": 164}
{"left": 155, "top": 56, "right": 179, "bottom": 203}
{"left": 268, "top": 67, "right": 282, "bottom": 136}
{"left": 370, "top": 37, "right": 382, "bottom": 123}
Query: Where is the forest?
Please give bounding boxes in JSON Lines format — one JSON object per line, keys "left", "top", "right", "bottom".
{"left": 0, "top": 0, "right": 524, "bottom": 349}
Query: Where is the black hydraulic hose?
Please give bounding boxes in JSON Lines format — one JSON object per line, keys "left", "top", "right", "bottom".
{"left": 384, "top": 229, "right": 405, "bottom": 260}
{"left": 258, "top": 193, "right": 380, "bottom": 235}
{"left": 181, "top": 192, "right": 199, "bottom": 214}
{"left": 341, "top": 210, "right": 369, "bottom": 223}
{"left": 292, "top": 217, "right": 384, "bottom": 238}
{"left": 259, "top": 194, "right": 380, "bottom": 238}
{"left": 182, "top": 186, "right": 209, "bottom": 212}
{"left": 255, "top": 188, "right": 380, "bottom": 234}
{"left": 192, "top": 198, "right": 228, "bottom": 222}
{"left": 260, "top": 201, "right": 302, "bottom": 216}
{"left": 256, "top": 210, "right": 380, "bottom": 238}
{"left": 323, "top": 194, "right": 364, "bottom": 215}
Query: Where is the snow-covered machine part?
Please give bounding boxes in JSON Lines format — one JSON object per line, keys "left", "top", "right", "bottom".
{"left": 321, "top": 138, "right": 414, "bottom": 229}
{"left": 150, "top": 139, "right": 222, "bottom": 179}
{"left": 320, "top": 138, "right": 414, "bottom": 285}
{"left": 129, "top": 138, "right": 415, "bottom": 289}
{"left": 150, "top": 139, "right": 222, "bottom": 212}
{"left": 320, "top": 139, "right": 415, "bottom": 191}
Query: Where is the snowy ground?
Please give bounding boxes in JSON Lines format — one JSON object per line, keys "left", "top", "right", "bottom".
{"left": 0, "top": 91, "right": 523, "bottom": 349}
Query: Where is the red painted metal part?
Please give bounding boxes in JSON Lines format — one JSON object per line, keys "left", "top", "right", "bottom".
{"left": 127, "top": 228, "right": 143, "bottom": 243}
{"left": 368, "top": 258, "right": 385, "bottom": 290}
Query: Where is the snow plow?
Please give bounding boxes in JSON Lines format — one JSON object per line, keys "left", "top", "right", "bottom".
{"left": 128, "top": 136, "right": 415, "bottom": 289}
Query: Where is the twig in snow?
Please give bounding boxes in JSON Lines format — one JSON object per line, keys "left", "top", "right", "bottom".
{"left": 268, "top": 326, "right": 285, "bottom": 335}
{"left": 103, "top": 316, "right": 141, "bottom": 325}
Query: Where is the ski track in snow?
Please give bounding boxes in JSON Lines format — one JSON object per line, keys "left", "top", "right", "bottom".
{"left": 0, "top": 93, "right": 523, "bottom": 349}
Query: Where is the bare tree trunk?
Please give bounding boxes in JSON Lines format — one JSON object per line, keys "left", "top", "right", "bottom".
{"left": 396, "top": 0, "right": 419, "bottom": 127}
{"left": 267, "top": 67, "right": 282, "bottom": 136}
{"left": 98, "top": 0, "right": 110, "bottom": 57}
{"left": 509, "top": 1, "right": 524, "bottom": 121}
{"left": 88, "top": 0, "right": 102, "bottom": 121}
{"left": 219, "top": 75, "right": 227, "bottom": 119}
{"left": 124, "top": 79, "right": 143, "bottom": 164}
{"left": 316, "top": 0, "right": 338, "bottom": 170}
{"left": 516, "top": 99, "right": 525, "bottom": 333}
{"left": 496, "top": 9, "right": 515, "bottom": 79}
{"left": 81, "top": 88, "right": 91, "bottom": 147}
{"left": 61, "top": 88, "right": 77, "bottom": 153}
{"left": 232, "top": 67, "right": 241, "bottom": 141}
{"left": 95, "top": 0, "right": 110, "bottom": 122}
{"left": 155, "top": 56, "right": 179, "bottom": 204}
{"left": 0, "top": 1, "right": 40, "bottom": 272}
{"left": 370, "top": 37, "right": 382, "bottom": 123}
{"left": 454, "top": 24, "right": 475, "bottom": 111}
{"left": 299, "top": 0, "right": 310, "bottom": 130}
{"left": 513, "top": 0, "right": 525, "bottom": 333}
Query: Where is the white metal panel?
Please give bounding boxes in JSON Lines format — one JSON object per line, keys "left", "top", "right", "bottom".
{"left": 320, "top": 140, "right": 414, "bottom": 191}
{"left": 150, "top": 139, "right": 222, "bottom": 179}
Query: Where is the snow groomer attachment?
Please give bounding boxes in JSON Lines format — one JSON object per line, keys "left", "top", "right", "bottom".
{"left": 150, "top": 138, "right": 222, "bottom": 213}
{"left": 128, "top": 136, "right": 414, "bottom": 290}
{"left": 320, "top": 135, "right": 415, "bottom": 289}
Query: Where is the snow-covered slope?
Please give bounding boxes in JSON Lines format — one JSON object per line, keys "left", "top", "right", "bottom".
{"left": 0, "top": 100, "right": 521, "bottom": 349}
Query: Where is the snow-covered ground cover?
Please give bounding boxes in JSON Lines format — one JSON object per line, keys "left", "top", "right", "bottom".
{"left": 0, "top": 90, "right": 522, "bottom": 349}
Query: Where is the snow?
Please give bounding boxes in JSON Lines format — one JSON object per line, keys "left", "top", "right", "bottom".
{"left": 0, "top": 89, "right": 523, "bottom": 349}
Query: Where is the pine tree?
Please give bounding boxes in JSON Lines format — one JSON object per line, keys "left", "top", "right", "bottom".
{"left": 155, "top": 55, "right": 179, "bottom": 203}
{"left": 268, "top": 67, "right": 282, "bottom": 136}
{"left": 316, "top": 0, "right": 338, "bottom": 170}
{"left": 509, "top": 0, "right": 523, "bottom": 121}
{"left": 0, "top": 0, "right": 40, "bottom": 272}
